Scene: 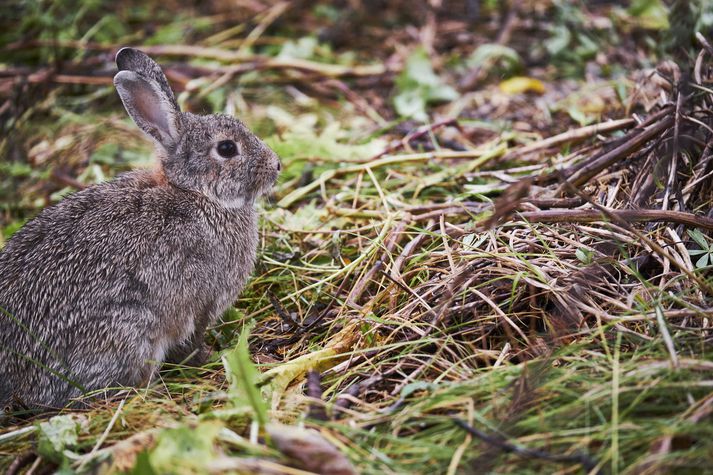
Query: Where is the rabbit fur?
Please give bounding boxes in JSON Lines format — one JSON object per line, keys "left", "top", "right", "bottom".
{"left": 0, "top": 47, "right": 280, "bottom": 410}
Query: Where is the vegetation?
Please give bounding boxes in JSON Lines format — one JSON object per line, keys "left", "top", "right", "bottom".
{"left": 2, "top": 1, "right": 713, "bottom": 473}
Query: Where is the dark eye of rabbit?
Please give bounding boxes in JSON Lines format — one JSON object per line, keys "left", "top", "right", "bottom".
{"left": 217, "top": 140, "right": 239, "bottom": 158}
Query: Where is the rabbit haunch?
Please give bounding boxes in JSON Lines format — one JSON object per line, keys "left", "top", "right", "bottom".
{"left": 0, "top": 47, "right": 280, "bottom": 409}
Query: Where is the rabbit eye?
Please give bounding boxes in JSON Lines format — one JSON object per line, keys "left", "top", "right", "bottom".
{"left": 217, "top": 140, "right": 239, "bottom": 158}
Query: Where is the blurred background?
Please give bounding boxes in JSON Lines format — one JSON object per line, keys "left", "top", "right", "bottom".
{"left": 0, "top": 0, "right": 700, "bottom": 232}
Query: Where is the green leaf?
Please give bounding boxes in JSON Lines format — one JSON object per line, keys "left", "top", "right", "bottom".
{"left": 265, "top": 122, "right": 385, "bottom": 165}
{"left": 0, "top": 161, "right": 33, "bottom": 177}
{"left": 90, "top": 143, "right": 119, "bottom": 165}
{"left": 124, "top": 450, "right": 157, "bottom": 475}
{"left": 3, "top": 220, "right": 27, "bottom": 240}
{"left": 204, "top": 88, "right": 227, "bottom": 113}
{"left": 146, "top": 21, "right": 188, "bottom": 45}
{"left": 462, "top": 233, "right": 487, "bottom": 249}
{"left": 576, "top": 247, "right": 593, "bottom": 265}
{"left": 545, "top": 24, "right": 572, "bottom": 56}
{"left": 273, "top": 202, "right": 332, "bottom": 232}
{"left": 628, "top": 0, "right": 669, "bottom": 30}
{"left": 36, "top": 415, "right": 84, "bottom": 463}
{"left": 695, "top": 253, "right": 710, "bottom": 270}
{"left": 393, "top": 90, "right": 428, "bottom": 122}
{"left": 400, "top": 381, "right": 436, "bottom": 399}
{"left": 393, "top": 47, "right": 458, "bottom": 121}
{"left": 222, "top": 321, "right": 268, "bottom": 426}
{"left": 149, "top": 422, "right": 223, "bottom": 474}
{"left": 466, "top": 43, "right": 521, "bottom": 72}
{"left": 278, "top": 36, "right": 318, "bottom": 60}
{"left": 688, "top": 229, "right": 710, "bottom": 250}
{"left": 567, "top": 105, "right": 595, "bottom": 126}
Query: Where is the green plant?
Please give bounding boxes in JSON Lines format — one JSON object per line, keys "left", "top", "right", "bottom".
{"left": 687, "top": 228, "right": 713, "bottom": 269}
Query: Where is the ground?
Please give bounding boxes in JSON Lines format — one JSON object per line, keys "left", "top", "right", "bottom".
{"left": 1, "top": 1, "right": 713, "bottom": 474}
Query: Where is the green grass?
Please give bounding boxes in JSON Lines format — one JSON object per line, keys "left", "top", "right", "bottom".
{"left": 2, "top": 1, "right": 713, "bottom": 474}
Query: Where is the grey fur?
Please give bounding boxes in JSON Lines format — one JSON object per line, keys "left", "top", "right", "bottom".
{"left": 0, "top": 48, "right": 280, "bottom": 410}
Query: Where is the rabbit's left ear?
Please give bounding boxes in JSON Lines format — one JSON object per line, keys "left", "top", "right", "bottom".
{"left": 114, "top": 48, "right": 181, "bottom": 149}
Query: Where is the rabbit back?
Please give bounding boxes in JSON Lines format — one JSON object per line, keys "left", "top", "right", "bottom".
{"left": 0, "top": 170, "right": 258, "bottom": 408}
{"left": 1, "top": 47, "right": 278, "bottom": 409}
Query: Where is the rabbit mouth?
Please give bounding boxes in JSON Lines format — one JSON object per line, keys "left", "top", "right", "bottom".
{"left": 255, "top": 174, "right": 278, "bottom": 198}
{"left": 221, "top": 170, "right": 277, "bottom": 206}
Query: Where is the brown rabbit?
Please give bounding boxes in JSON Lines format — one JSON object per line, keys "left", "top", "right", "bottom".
{"left": 0, "top": 47, "right": 280, "bottom": 410}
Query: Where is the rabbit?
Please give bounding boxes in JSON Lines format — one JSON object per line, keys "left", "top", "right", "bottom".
{"left": 0, "top": 47, "right": 280, "bottom": 410}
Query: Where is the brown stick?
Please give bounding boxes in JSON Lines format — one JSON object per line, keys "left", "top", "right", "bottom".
{"left": 518, "top": 209, "right": 713, "bottom": 231}
{"left": 411, "top": 205, "right": 485, "bottom": 222}
{"left": 50, "top": 170, "right": 88, "bottom": 190}
{"left": 525, "top": 197, "right": 586, "bottom": 209}
{"left": 554, "top": 172, "right": 713, "bottom": 296}
{"left": 306, "top": 370, "right": 328, "bottom": 421}
{"left": 564, "top": 116, "right": 674, "bottom": 188}
{"left": 0, "top": 68, "right": 114, "bottom": 86}
{"left": 511, "top": 118, "right": 635, "bottom": 158}
{"left": 5, "top": 452, "right": 35, "bottom": 475}
{"left": 453, "top": 419, "right": 601, "bottom": 474}
{"left": 347, "top": 220, "right": 408, "bottom": 306}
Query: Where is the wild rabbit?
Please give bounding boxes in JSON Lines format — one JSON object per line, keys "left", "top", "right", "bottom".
{"left": 0, "top": 47, "right": 280, "bottom": 410}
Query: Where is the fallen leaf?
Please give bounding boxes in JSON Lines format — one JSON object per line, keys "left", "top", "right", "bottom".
{"left": 110, "top": 431, "right": 158, "bottom": 473}
{"left": 150, "top": 422, "right": 224, "bottom": 474}
{"left": 262, "top": 322, "right": 360, "bottom": 409}
{"left": 36, "top": 414, "right": 87, "bottom": 463}
{"left": 498, "top": 77, "right": 546, "bottom": 95}
{"left": 267, "top": 424, "right": 357, "bottom": 475}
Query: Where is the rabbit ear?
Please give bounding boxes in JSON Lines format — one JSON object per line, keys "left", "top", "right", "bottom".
{"left": 113, "top": 48, "right": 181, "bottom": 148}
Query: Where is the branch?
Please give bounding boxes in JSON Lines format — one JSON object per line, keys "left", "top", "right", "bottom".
{"left": 517, "top": 209, "right": 713, "bottom": 231}
{"left": 453, "top": 419, "right": 601, "bottom": 474}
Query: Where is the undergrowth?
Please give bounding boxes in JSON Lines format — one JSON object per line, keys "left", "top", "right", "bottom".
{"left": 2, "top": 1, "right": 713, "bottom": 474}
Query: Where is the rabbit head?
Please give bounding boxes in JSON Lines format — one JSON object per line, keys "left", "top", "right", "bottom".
{"left": 114, "top": 47, "right": 280, "bottom": 207}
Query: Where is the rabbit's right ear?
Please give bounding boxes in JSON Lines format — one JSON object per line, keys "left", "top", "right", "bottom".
{"left": 113, "top": 48, "right": 181, "bottom": 149}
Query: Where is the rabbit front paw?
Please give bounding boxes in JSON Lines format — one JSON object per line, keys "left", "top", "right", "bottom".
{"left": 165, "top": 340, "right": 211, "bottom": 367}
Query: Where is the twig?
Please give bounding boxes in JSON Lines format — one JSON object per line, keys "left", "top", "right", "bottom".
{"left": 268, "top": 292, "right": 298, "bottom": 330}
{"left": 50, "top": 170, "right": 87, "bottom": 190}
{"left": 696, "top": 32, "right": 713, "bottom": 57}
{"left": 510, "top": 118, "right": 635, "bottom": 158}
{"left": 236, "top": 2, "right": 290, "bottom": 56}
{"left": 555, "top": 173, "right": 713, "bottom": 296}
{"left": 333, "top": 375, "right": 382, "bottom": 416}
{"left": 348, "top": 219, "right": 408, "bottom": 306}
{"left": 306, "top": 371, "right": 328, "bottom": 421}
{"left": 5, "top": 452, "right": 35, "bottom": 475}
{"left": 662, "top": 86, "right": 684, "bottom": 211}
{"left": 143, "top": 45, "right": 387, "bottom": 77}
{"left": 517, "top": 209, "right": 713, "bottom": 231}
{"left": 411, "top": 204, "right": 485, "bottom": 222}
{"left": 563, "top": 115, "right": 674, "bottom": 188}
{"left": 525, "top": 197, "right": 586, "bottom": 209}
{"left": 453, "top": 419, "right": 601, "bottom": 474}
{"left": 76, "top": 398, "right": 126, "bottom": 471}
{"left": 0, "top": 426, "right": 36, "bottom": 444}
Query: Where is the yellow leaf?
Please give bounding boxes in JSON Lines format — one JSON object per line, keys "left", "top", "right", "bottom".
{"left": 499, "top": 76, "right": 546, "bottom": 95}
{"left": 262, "top": 322, "right": 360, "bottom": 409}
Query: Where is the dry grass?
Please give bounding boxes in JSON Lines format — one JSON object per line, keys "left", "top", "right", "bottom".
{"left": 2, "top": 1, "right": 713, "bottom": 474}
